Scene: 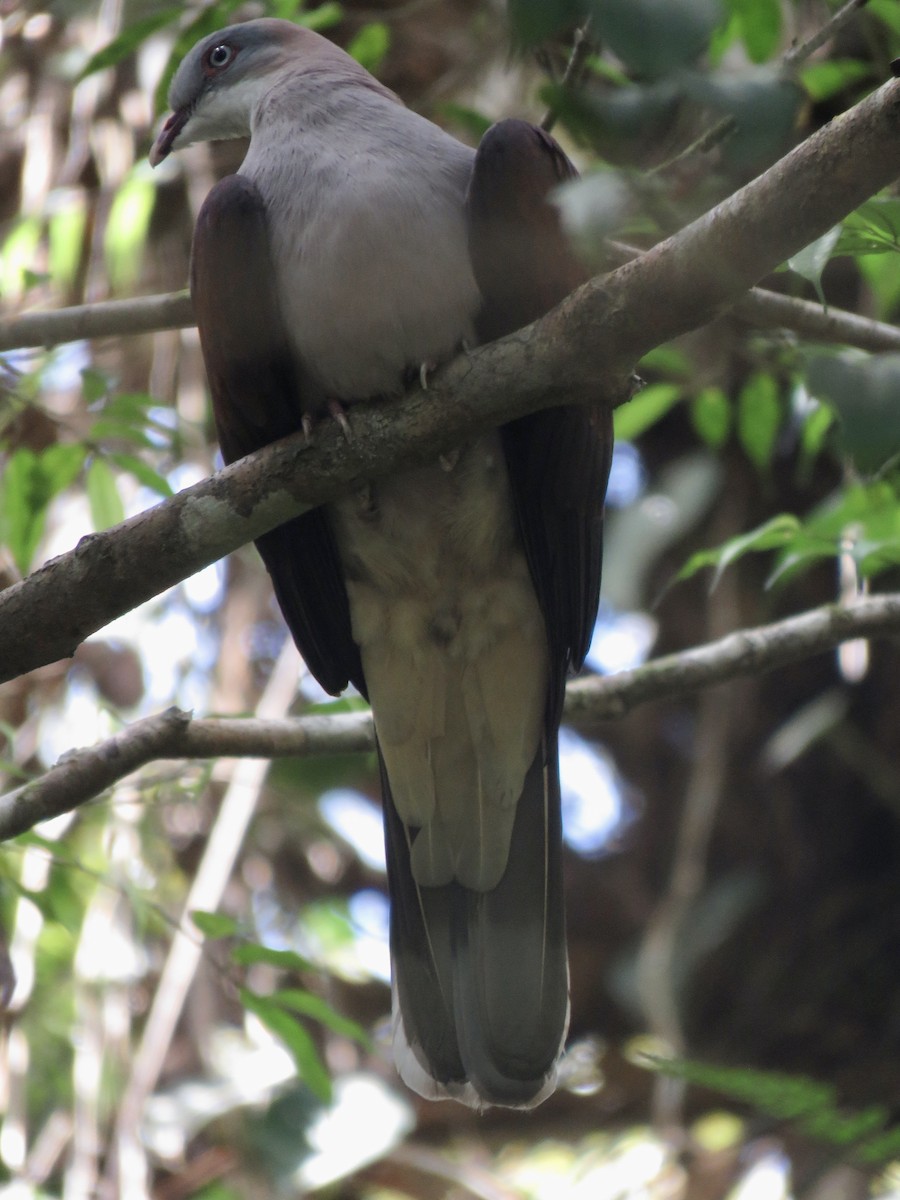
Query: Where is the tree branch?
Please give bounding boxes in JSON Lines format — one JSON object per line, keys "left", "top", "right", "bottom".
{"left": 0, "top": 291, "right": 193, "bottom": 352}
{"left": 3, "top": 592, "right": 899, "bottom": 841}
{"left": 3, "top": 76, "right": 900, "bottom": 683}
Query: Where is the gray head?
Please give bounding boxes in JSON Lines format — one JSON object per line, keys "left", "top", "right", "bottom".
{"left": 149, "top": 19, "right": 363, "bottom": 165}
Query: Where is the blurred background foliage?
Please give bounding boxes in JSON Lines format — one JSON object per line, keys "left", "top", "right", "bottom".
{"left": 3, "top": 0, "right": 900, "bottom": 1197}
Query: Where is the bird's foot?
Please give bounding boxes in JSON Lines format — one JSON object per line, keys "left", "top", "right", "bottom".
{"left": 439, "top": 449, "right": 461, "bottom": 472}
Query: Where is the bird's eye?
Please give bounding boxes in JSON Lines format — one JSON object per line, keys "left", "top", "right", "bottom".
{"left": 204, "top": 42, "right": 235, "bottom": 72}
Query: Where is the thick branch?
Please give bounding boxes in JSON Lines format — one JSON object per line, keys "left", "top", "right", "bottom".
{"left": 3, "top": 592, "right": 899, "bottom": 840}
{"left": 3, "top": 77, "right": 900, "bottom": 683}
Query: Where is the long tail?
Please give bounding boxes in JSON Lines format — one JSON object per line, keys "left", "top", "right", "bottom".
{"left": 382, "top": 731, "right": 568, "bottom": 1109}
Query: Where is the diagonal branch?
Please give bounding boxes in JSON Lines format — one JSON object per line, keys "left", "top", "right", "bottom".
{"left": 3, "top": 591, "right": 900, "bottom": 841}
{"left": 3, "top": 76, "right": 900, "bottom": 684}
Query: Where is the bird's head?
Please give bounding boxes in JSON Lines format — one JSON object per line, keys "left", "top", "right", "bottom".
{"left": 149, "top": 19, "right": 321, "bottom": 165}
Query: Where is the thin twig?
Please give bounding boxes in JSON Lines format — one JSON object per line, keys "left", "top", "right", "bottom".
{"left": 3, "top": 592, "right": 900, "bottom": 841}
{"left": 540, "top": 17, "right": 594, "bottom": 133}
{"left": 784, "top": 0, "right": 871, "bottom": 67}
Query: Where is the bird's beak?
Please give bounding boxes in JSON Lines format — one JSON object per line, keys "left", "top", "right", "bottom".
{"left": 149, "top": 108, "right": 190, "bottom": 166}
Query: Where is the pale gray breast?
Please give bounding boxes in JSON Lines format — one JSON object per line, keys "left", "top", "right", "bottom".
{"left": 241, "top": 98, "right": 482, "bottom": 401}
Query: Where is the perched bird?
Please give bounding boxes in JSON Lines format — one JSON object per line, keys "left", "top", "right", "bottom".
{"left": 151, "top": 18, "right": 611, "bottom": 1108}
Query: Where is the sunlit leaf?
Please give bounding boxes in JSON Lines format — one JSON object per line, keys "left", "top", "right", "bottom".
{"left": 645, "top": 1057, "right": 900, "bottom": 1166}
{"left": 81, "top": 367, "right": 114, "bottom": 406}
{"left": 296, "top": 2, "right": 345, "bottom": 30}
{"left": 798, "top": 402, "right": 835, "bottom": 477}
{"left": 271, "top": 987, "right": 372, "bottom": 1046}
{"left": 690, "top": 386, "right": 731, "bottom": 448}
{"left": 86, "top": 457, "right": 124, "bottom": 530}
{"left": 800, "top": 59, "right": 872, "bottom": 103}
{"left": 191, "top": 910, "right": 240, "bottom": 938}
{"left": 834, "top": 199, "right": 900, "bottom": 258}
{"left": 638, "top": 345, "right": 693, "bottom": 378}
{"left": 0, "top": 217, "right": 43, "bottom": 302}
{"left": 737, "top": 371, "right": 781, "bottom": 471}
{"left": 347, "top": 22, "right": 389, "bottom": 72}
{"left": 788, "top": 225, "right": 842, "bottom": 305}
{"left": 231, "top": 943, "right": 315, "bottom": 972}
{"left": 79, "top": 8, "right": 183, "bottom": 79}
{"left": 47, "top": 194, "right": 88, "bottom": 289}
{"left": 868, "top": 0, "right": 900, "bottom": 38}
{"left": 614, "top": 383, "right": 682, "bottom": 441}
{"left": 108, "top": 452, "right": 174, "bottom": 496}
{"left": 240, "top": 988, "right": 332, "bottom": 1101}
{"left": 0, "top": 444, "right": 86, "bottom": 572}
{"left": 676, "top": 513, "right": 801, "bottom": 587}
{"left": 725, "top": 0, "right": 781, "bottom": 63}
{"left": 104, "top": 174, "right": 156, "bottom": 293}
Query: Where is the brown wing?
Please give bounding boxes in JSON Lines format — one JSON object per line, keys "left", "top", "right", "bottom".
{"left": 466, "top": 118, "right": 613, "bottom": 725}
{"left": 191, "top": 173, "right": 364, "bottom": 696}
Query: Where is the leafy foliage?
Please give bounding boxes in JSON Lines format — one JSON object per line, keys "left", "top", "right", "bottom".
{"left": 647, "top": 1057, "right": 900, "bottom": 1165}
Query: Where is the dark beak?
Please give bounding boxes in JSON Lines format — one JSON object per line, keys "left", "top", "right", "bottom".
{"left": 149, "top": 108, "right": 190, "bottom": 166}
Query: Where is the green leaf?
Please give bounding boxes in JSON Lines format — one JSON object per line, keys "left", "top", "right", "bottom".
{"left": 271, "top": 988, "right": 372, "bottom": 1046}
{"left": 799, "top": 58, "right": 872, "bottom": 103}
{"left": 439, "top": 103, "right": 494, "bottom": 141}
{"left": 638, "top": 345, "right": 693, "bottom": 378}
{"left": 104, "top": 174, "right": 157, "bottom": 293}
{"left": 835, "top": 199, "right": 900, "bottom": 258}
{"left": 798, "top": 401, "right": 835, "bottom": 477}
{"left": 725, "top": 0, "right": 781, "bottom": 63}
{"left": 788, "top": 225, "right": 842, "bottom": 305}
{"left": 191, "top": 910, "right": 240, "bottom": 939}
{"left": 0, "top": 217, "right": 42, "bottom": 302}
{"left": 676, "top": 513, "right": 801, "bottom": 587}
{"left": 295, "top": 2, "right": 344, "bottom": 30}
{"left": 507, "top": 0, "right": 588, "bottom": 46}
{"left": 642, "top": 1057, "right": 900, "bottom": 1166}
{"left": 347, "top": 22, "right": 390, "bottom": 72}
{"left": 81, "top": 367, "right": 114, "bottom": 405}
{"left": 108, "top": 452, "right": 173, "bottom": 497}
{"left": 48, "top": 199, "right": 88, "bottom": 289}
{"left": 614, "top": 383, "right": 682, "bottom": 441}
{"left": 737, "top": 371, "right": 781, "bottom": 470}
{"left": 805, "top": 351, "right": 900, "bottom": 474}
{"left": 588, "top": 0, "right": 724, "bottom": 78}
{"left": 0, "top": 444, "right": 86, "bottom": 572}
{"left": 690, "top": 386, "right": 731, "bottom": 447}
{"left": 231, "top": 943, "right": 314, "bottom": 973}
{"left": 868, "top": 0, "right": 900, "bottom": 37}
{"left": 86, "top": 457, "right": 124, "bottom": 531}
{"left": 240, "top": 989, "right": 332, "bottom": 1101}
{"left": 79, "top": 8, "right": 183, "bottom": 79}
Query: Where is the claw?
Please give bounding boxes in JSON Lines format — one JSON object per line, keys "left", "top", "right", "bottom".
{"left": 419, "top": 360, "right": 436, "bottom": 391}
{"left": 327, "top": 397, "right": 353, "bottom": 441}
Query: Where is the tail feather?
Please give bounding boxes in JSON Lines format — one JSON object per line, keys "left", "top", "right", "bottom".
{"left": 382, "top": 732, "right": 568, "bottom": 1109}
